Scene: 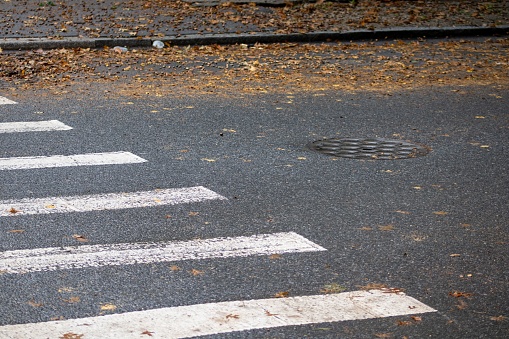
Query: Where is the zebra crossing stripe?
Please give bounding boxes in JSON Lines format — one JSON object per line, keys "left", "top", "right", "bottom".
{"left": 0, "top": 151, "right": 146, "bottom": 171}
{"left": 0, "top": 120, "right": 72, "bottom": 133}
{"left": 0, "top": 290, "right": 437, "bottom": 338}
{"left": 0, "top": 96, "right": 17, "bottom": 105}
{"left": 0, "top": 186, "right": 226, "bottom": 216}
{"left": 0, "top": 232, "right": 325, "bottom": 274}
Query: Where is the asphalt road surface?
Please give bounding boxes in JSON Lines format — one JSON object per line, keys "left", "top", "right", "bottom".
{"left": 0, "top": 78, "right": 508, "bottom": 338}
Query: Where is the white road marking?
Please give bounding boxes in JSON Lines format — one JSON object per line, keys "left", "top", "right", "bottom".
{"left": 0, "top": 232, "right": 324, "bottom": 274}
{"left": 0, "top": 120, "right": 72, "bottom": 133}
{"left": 0, "top": 96, "right": 17, "bottom": 105}
{"left": 0, "top": 186, "right": 225, "bottom": 216}
{"left": 0, "top": 151, "right": 146, "bottom": 171}
{"left": 0, "top": 290, "right": 437, "bottom": 338}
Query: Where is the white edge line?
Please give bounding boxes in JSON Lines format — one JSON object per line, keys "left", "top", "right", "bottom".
{"left": 0, "top": 232, "right": 325, "bottom": 274}
{"left": 0, "top": 120, "right": 73, "bottom": 133}
{"left": 0, "top": 290, "right": 437, "bottom": 338}
{"left": 0, "top": 186, "right": 225, "bottom": 216}
{"left": 0, "top": 151, "right": 146, "bottom": 171}
{"left": 0, "top": 96, "right": 17, "bottom": 105}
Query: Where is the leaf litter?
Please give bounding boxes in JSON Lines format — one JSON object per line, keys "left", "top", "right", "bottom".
{"left": 1, "top": 38, "right": 508, "bottom": 98}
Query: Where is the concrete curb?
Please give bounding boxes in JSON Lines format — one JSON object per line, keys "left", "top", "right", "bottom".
{"left": 1, "top": 25, "right": 508, "bottom": 51}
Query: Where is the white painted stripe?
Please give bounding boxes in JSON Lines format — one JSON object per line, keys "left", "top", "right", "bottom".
{"left": 0, "top": 232, "right": 324, "bottom": 274}
{"left": 0, "top": 290, "right": 437, "bottom": 338}
{"left": 0, "top": 120, "right": 72, "bottom": 133}
{"left": 0, "top": 186, "right": 225, "bottom": 216}
{"left": 0, "top": 151, "right": 146, "bottom": 171}
{"left": 0, "top": 96, "right": 17, "bottom": 105}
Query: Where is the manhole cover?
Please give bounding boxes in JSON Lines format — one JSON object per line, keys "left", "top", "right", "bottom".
{"left": 308, "top": 138, "right": 430, "bottom": 160}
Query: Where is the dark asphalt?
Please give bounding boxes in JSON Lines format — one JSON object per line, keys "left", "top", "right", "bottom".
{"left": 0, "top": 82, "right": 507, "bottom": 337}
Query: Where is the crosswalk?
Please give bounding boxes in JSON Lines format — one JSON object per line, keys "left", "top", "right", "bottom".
{"left": 0, "top": 95, "right": 437, "bottom": 337}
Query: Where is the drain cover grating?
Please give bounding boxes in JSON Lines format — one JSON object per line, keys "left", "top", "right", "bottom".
{"left": 308, "top": 138, "right": 430, "bottom": 160}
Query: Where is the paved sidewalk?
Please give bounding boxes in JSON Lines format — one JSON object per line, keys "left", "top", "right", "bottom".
{"left": 1, "top": 0, "right": 508, "bottom": 49}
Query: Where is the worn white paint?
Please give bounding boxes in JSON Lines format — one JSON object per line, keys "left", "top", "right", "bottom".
{"left": 0, "top": 290, "right": 436, "bottom": 338}
{"left": 0, "top": 120, "right": 72, "bottom": 133}
{"left": 0, "top": 232, "right": 324, "bottom": 274}
{"left": 0, "top": 186, "right": 226, "bottom": 216}
{"left": 0, "top": 151, "right": 146, "bottom": 170}
{"left": 0, "top": 96, "right": 17, "bottom": 105}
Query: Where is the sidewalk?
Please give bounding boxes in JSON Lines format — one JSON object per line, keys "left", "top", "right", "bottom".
{"left": 0, "top": 0, "right": 508, "bottom": 50}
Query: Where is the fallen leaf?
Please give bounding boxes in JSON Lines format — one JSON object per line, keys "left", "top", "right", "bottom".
{"left": 450, "top": 254, "right": 461, "bottom": 257}
{"left": 141, "top": 330, "right": 154, "bottom": 336}
{"left": 395, "top": 210, "right": 411, "bottom": 215}
{"left": 475, "top": 115, "right": 486, "bottom": 119}
{"left": 201, "top": 158, "right": 216, "bottom": 162}
{"left": 274, "top": 291, "right": 289, "bottom": 298}
{"left": 397, "top": 320, "right": 412, "bottom": 326}
{"left": 412, "top": 186, "right": 423, "bottom": 190}
{"left": 378, "top": 224, "right": 395, "bottom": 231}
{"left": 45, "top": 204, "right": 56, "bottom": 209}
{"left": 169, "top": 265, "right": 181, "bottom": 271}
{"left": 63, "top": 296, "right": 80, "bottom": 303}
{"left": 269, "top": 254, "right": 281, "bottom": 260}
{"left": 297, "top": 157, "right": 307, "bottom": 160}
{"left": 359, "top": 226, "right": 373, "bottom": 231}
{"left": 72, "top": 234, "right": 88, "bottom": 242}
{"left": 8, "top": 229, "right": 25, "bottom": 233}
{"left": 188, "top": 211, "right": 199, "bottom": 217}
{"left": 411, "top": 316, "right": 422, "bottom": 322}
{"left": 58, "top": 287, "right": 74, "bottom": 293}
{"left": 100, "top": 303, "right": 117, "bottom": 311}
{"left": 433, "top": 211, "right": 448, "bottom": 216}
{"left": 489, "top": 315, "right": 507, "bottom": 322}
{"left": 356, "top": 283, "right": 388, "bottom": 290}
{"left": 190, "top": 269, "right": 204, "bottom": 276}
{"left": 374, "top": 333, "right": 393, "bottom": 338}
{"left": 9, "top": 207, "right": 20, "bottom": 214}
{"left": 226, "top": 314, "right": 240, "bottom": 319}
{"left": 60, "top": 333, "right": 84, "bottom": 339}
{"left": 222, "top": 128, "right": 236, "bottom": 133}
{"left": 381, "top": 287, "right": 405, "bottom": 294}
{"left": 449, "top": 291, "right": 473, "bottom": 298}
{"left": 265, "top": 310, "right": 278, "bottom": 316}
{"left": 27, "top": 300, "right": 43, "bottom": 307}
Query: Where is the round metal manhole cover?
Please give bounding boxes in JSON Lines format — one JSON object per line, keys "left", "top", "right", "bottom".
{"left": 308, "top": 138, "right": 431, "bottom": 160}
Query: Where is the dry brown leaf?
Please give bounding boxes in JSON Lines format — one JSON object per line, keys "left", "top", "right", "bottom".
{"left": 320, "top": 283, "right": 346, "bottom": 294}
{"left": 169, "top": 265, "right": 181, "bottom": 271}
{"left": 449, "top": 291, "right": 473, "bottom": 298}
{"left": 450, "top": 254, "right": 461, "bottom": 257}
{"left": 489, "top": 315, "right": 507, "bottom": 322}
{"left": 433, "top": 211, "right": 449, "bottom": 216}
{"left": 378, "top": 224, "right": 395, "bottom": 231}
{"left": 274, "top": 291, "right": 289, "bottom": 298}
{"left": 411, "top": 316, "right": 422, "bottom": 322}
{"left": 188, "top": 212, "right": 199, "bottom": 217}
{"left": 269, "top": 254, "right": 281, "bottom": 260}
{"left": 190, "top": 269, "right": 204, "bottom": 276}
{"left": 395, "top": 210, "right": 411, "bottom": 215}
{"left": 7, "top": 229, "right": 25, "bottom": 233}
{"left": 27, "top": 300, "right": 43, "bottom": 307}
{"left": 374, "top": 333, "right": 393, "bottom": 338}
{"left": 72, "top": 234, "right": 88, "bottom": 242}
{"left": 357, "top": 283, "right": 388, "bottom": 290}
{"left": 63, "top": 296, "right": 80, "bottom": 304}
{"left": 265, "top": 310, "right": 278, "bottom": 316}
{"left": 60, "top": 333, "right": 84, "bottom": 339}
{"left": 100, "top": 303, "right": 117, "bottom": 311}
{"left": 9, "top": 207, "right": 20, "bottom": 214}
{"left": 397, "top": 320, "right": 412, "bottom": 326}
{"left": 141, "top": 330, "right": 154, "bottom": 336}
{"left": 226, "top": 314, "right": 240, "bottom": 319}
